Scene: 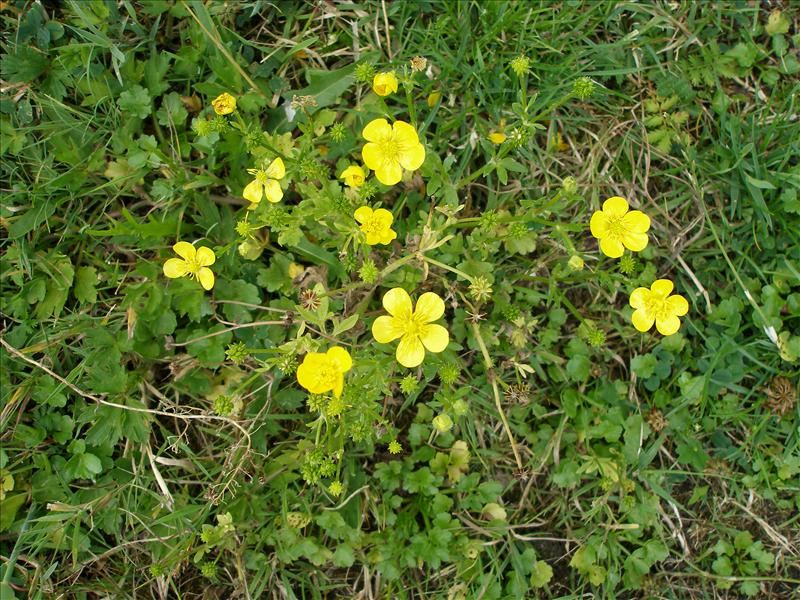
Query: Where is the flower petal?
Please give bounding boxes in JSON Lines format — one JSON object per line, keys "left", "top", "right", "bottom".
{"left": 195, "top": 246, "right": 216, "bottom": 267}
{"left": 382, "top": 287, "right": 412, "bottom": 317}
{"left": 622, "top": 231, "right": 649, "bottom": 252}
{"left": 243, "top": 179, "right": 263, "bottom": 204}
{"left": 397, "top": 142, "right": 426, "bottom": 171}
{"left": 667, "top": 294, "right": 689, "bottom": 316}
{"left": 374, "top": 162, "right": 403, "bottom": 186}
{"left": 173, "top": 241, "right": 196, "bottom": 260}
{"left": 589, "top": 210, "right": 609, "bottom": 239}
{"left": 599, "top": 237, "right": 625, "bottom": 258}
{"left": 326, "top": 346, "right": 353, "bottom": 373}
{"left": 266, "top": 157, "right": 285, "bottom": 180}
{"left": 331, "top": 374, "right": 344, "bottom": 398}
{"left": 372, "top": 315, "right": 403, "bottom": 343}
{"left": 372, "top": 208, "right": 394, "bottom": 227}
{"left": 603, "top": 196, "right": 629, "bottom": 216}
{"left": 655, "top": 315, "right": 681, "bottom": 336}
{"left": 163, "top": 258, "right": 188, "bottom": 278}
{"left": 420, "top": 323, "right": 449, "bottom": 353}
{"left": 361, "top": 142, "right": 383, "bottom": 172}
{"left": 392, "top": 121, "right": 420, "bottom": 146}
{"left": 629, "top": 287, "right": 650, "bottom": 310}
{"left": 415, "top": 292, "right": 445, "bottom": 323}
{"left": 297, "top": 354, "right": 327, "bottom": 393}
{"left": 197, "top": 267, "right": 215, "bottom": 290}
{"left": 364, "top": 231, "right": 382, "bottom": 245}
{"left": 264, "top": 179, "right": 283, "bottom": 203}
{"left": 632, "top": 309, "right": 654, "bottom": 332}
{"left": 396, "top": 335, "right": 425, "bottom": 368}
{"left": 362, "top": 118, "right": 391, "bottom": 142}
{"left": 354, "top": 206, "right": 373, "bottom": 224}
{"left": 622, "top": 210, "right": 651, "bottom": 233}
{"left": 379, "top": 228, "right": 397, "bottom": 245}
{"left": 651, "top": 279, "right": 674, "bottom": 297}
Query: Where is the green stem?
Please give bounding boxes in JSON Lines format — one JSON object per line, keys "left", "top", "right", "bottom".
{"left": 422, "top": 256, "right": 474, "bottom": 283}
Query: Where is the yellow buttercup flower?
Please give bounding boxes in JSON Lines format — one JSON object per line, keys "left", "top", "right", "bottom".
{"left": 296, "top": 346, "right": 353, "bottom": 398}
{"left": 629, "top": 279, "right": 689, "bottom": 336}
{"left": 488, "top": 131, "right": 506, "bottom": 145}
{"left": 340, "top": 165, "right": 366, "bottom": 188}
{"left": 590, "top": 196, "right": 650, "bottom": 258}
{"left": 354, "top": 206, "right": 397, "bottom": 245}
{"left": 362, "top": 118, "right": 426, "bottom": 186}
{"left": 163, "top": 242, "right": 216, "bottom": 290}
{"left": 372, "top": 71, "right": 398, "bottom": 96}
{"left": 243, "top": 158, "right": 285, "bottom": 206}
{"left": 211, "top": 92, "right": 236, "bottom": 115}
{"left": 372, "top": 288, "right": 449, "bottom": 368}
{"left": 427, "top": 91, "right": 441, "bottom": 107}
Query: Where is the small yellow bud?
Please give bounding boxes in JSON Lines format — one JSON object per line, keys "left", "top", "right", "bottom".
{"left": 211, "top": 92, "right": 236, "bottom": 115}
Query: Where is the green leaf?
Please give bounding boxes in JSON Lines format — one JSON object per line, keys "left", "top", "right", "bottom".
{"left": 74, "top": 266, "right": 98, "bottom": 304}
{"left": 156, "top": 91, "right": 188, "bottom": 127}
{"left": 530, "top": 560, "right": 553, "bottom": 588}
{"left": 119, "top": 85, "right": 152, "bottom": 120}
{"left": 0, "top": 493, "right": 27, "bottom": 532}
{"left": 0, "top": 46, "right": 49, "bottom": 82}
{"left": 332, "top": 313, "right": 359, "bottom": 336}
{"left": 35, "top": 252, "right": 74, "bottom": 320}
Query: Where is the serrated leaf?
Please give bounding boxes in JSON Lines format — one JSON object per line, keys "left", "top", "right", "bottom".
{"left": 74, "top": 266, "right": 98, "bottom": 304}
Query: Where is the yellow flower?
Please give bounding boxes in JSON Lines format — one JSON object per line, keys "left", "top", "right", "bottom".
{"left": 163, "top": 242, "right": 216, "bottom": 290}
{"left": 427, "top": 91, "right": 441, "bottom": 107}
{"left": 488, "top": 131, "right": 507, "bottom": 145}
{"left": 372, "top": 288, "right": 449, "bottom": 368}
{"left": 340, "top": 165, "right": 366, "bottom": 188}
{"left": 372, "top": 71, "right": 398, "bottom": 96}
{"left": 589, "top": 196, "right": 650, "bottom": 258}
{"left": 354, "top": 206, "right": 397, "bottom": 245}
{"left": 243, "top": 158, "right": 285, "bottom": 205}
{"left": 296, "top": 346, "right": 353, "bottom": 398}
{"left": 361, "top": 118, "right": 426, "bottom": 186}
{"left": 211, "top": 92, "right": 236, "bottom": 115}
{"left": 629, "top": 279, "right": 689, "bottom": 336}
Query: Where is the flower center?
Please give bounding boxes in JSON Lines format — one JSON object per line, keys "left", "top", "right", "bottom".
{"left": 401, "top": 312, "right": 426, "bottom": 338}
{"left": 378, "top": 133, "right": 401, "bottom": 164}
{"left": 184, "top": 257, "right": 201, "bottom": 278}
{"left": 605, "top": 214, "right": 626, "bottom": 239}
{"left": 644, "top": 294, "right": 670, "bottom": 320}
{"left": 255, "top": 170, "right": 269, "bottom": 183}
{"left": 361, "top": 216, "right": 384, "bottom": 235}
{"left": 316, "top": 364, "right": 339, "bottom": 389}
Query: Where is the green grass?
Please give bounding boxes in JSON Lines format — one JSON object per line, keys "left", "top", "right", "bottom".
{"left": 1, "top": 1, "right": 798, "bottom": 598}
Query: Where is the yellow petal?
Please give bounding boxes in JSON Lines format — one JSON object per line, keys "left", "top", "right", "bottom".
{"left": 622, "top": 231, "right": 649, "bottom": 252}
{"left": 629, "top": 288, "right": 650, "bottom": 310}
{"left": 372, "top": 315, "right": 402, "bottom": 343}
{"left": 375, "top": 162, "right": 403, "bottom": 186}
{"left": 173, "top": 241, "right": 196, "bottom": 260}
{"left": 195, "top": 246, "right": 215, "bottom": 267}
{"left": 632, "top": 309, "right": 654, "bottom": 332}
{"left": 365, "top": 231, "right": 382, "bottom": 245}
{"left": 362, "top": 118, "right": 391, "bottom": 142}
{"left": 197, "top": 267, "right": 215, "bottom": 290}
{"left": 326, "top": 346, "right": 352, "bottom": 373}
{"left": 488, "top": 132, "right": 506, "bottom": 145}
{"left": 397, "top": 142, "right": 426, "bottom": 171}
{"left": 354, "top": 206, "right": 373, "bottom": 224}
{"left": 393, "top": 121, "right": 419, "bottom": 146}
{"left": 379, "top": 228, "right": 397, "bottom": 245}
{"left": 163, "top": 258, "right": 188, "bottom": 278}
{"left": 651, "top": 279, "right": 674, "bottom": 297}
{"left": 602, "top": 196, "right": 629, "bottom": 216}
{"left": 599, "top": 237, "right": 624, "bottom": 258}
{"left": 667, "top": 294, "right": 689, "bottom": 316}
{"left": 264, "top": 179, "right": 283, "bottom": 203}
{"left": 419, "top": 323, "right": 449, "bottom": 353}
{"left": 622, "top": 210, "right": 650, "bottom": 233}
{"left": 266, "top": 157, "right": 285, "bottom": 180}
{"left": 415, "top": 292, "right": 444, "bottom": 323}
{"left": 372, "top": 208, "right": 394, "bottom": 227}
{"left": 297, "top": 353, "right": 328, "bottom": 393}
{"left": 331, "top": 374, "right": 344, "bottom": 398}
{"left": 396, "top": 335, "right": 425, "bottom": 368}
{"left": 589, "top": 210, "right": 609, "bottom": 239}
{"left": 361, "top": 142, "right": 383, "bottom": 172}
{"left": 243, "top": 179, "right": 263, "bottom": 203}
{"left": 655, "top": 315, "right": 681, "bottom": 336}
{"left": 382, "top": 287, "right": 412, "bottom": 318}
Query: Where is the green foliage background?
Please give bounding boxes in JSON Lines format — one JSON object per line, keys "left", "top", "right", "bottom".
{"left": 1, "top": 1, "right": 798, "bottom": 598}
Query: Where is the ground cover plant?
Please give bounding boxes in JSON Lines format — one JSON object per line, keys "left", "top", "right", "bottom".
{"left": 1, "top": 0, "right": 799, "bottom": 598}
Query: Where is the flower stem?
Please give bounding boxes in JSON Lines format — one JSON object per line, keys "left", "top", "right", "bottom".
{"left": 470, "top": 322, "right": 524, "bottom": 473}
